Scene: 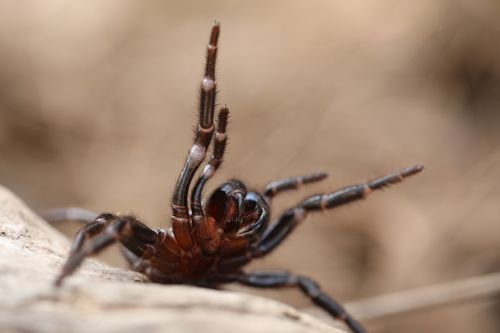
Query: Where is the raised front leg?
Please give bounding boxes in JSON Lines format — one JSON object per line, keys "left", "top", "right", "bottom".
{"left": 170, "top": 23, "right": 220, "bottom": 251}
{"left": 191, "top": 106, "right": 229, "bottom": 224}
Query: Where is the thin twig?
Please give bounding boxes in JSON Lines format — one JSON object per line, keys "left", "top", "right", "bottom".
{"left": 343, "top": 271, "right": 500, "bottom": 321}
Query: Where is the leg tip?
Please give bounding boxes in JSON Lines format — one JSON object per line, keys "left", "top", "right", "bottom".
{"left": 210, "top": 23, "right": 220, "bottom": 45}
{"left": 53, "top": 275, "right": 65, "bottom": 288}
{"left": 402, "top": 163, "right": 424, "bottom": 177}
{"left": 414, "top": 163, "right": 425, "bottom": 171}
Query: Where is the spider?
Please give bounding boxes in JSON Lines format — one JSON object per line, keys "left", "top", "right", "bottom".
{"left": 49, "top": 23, "right": 423, "bottom": 333}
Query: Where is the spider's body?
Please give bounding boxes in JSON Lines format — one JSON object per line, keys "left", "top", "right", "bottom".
{"left": 52, "top": 24, "right": 423, "bottom": 333}
{"left": 130, "top": 178, "right": 272, "bottom": 284}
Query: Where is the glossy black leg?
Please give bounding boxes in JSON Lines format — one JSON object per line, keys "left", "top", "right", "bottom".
{"left": 170, "top": 23, "right": 220, "bottom": 250}
{"left": 191, "top": 106, "right": 229, "bottom": 223}
{"left": 55, "top": 215, "right": 157, "bottom": 286}
{"left": 263, "top": 172, "right": 328, "bottom": 199}
{"left": 230, "top": 271, "right": 366, "bottom": 333}
{"left": 255, "top": 164, "right": 424, "bottom": 257}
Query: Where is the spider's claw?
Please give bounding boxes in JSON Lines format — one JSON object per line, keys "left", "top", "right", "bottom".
{"left": 54, "top": 251, "right": 86, "bottom": 287}
{"left": 54, "top": 267, "right": 71, "bottom": 287}
{"left": 235, "top": 192, "right": 245, "bottom": 226}
{"left": 54, "top": 273, "right": 66, "bottom": 287}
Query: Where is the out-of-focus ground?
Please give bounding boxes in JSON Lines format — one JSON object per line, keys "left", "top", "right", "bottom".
{"left": 0, "top": 1, "right": 500, "bottom": 332}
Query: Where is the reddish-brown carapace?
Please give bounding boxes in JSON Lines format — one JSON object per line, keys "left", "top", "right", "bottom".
{"left": 49, "top": 23, "right": 423, "bottom": 333}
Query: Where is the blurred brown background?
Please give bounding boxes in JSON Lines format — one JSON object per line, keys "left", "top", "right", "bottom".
{"left": 1, "top": 1, "right": 500, "bottom": 332}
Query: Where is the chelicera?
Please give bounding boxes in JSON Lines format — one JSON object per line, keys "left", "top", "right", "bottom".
{"left": 50, "top": 23, "right": 423, "bottom": 333}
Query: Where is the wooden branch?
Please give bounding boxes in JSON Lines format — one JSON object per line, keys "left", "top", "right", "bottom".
{"left": 345, "top": 271, "right": 500, "bottom": 321}
{"left": 0, "top": 185, "right": 345, "bottom": 333}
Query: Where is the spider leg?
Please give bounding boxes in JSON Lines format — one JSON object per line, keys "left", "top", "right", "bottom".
{"left": 117, "top": 253, "right": 179, "bottom": 284}
{"left": 40, "top": 207, "right": 99, "bottom": 224}
{"left": 55, "top": 215, "right": 158, "bottom": 286}
{"left": 218, "top": 271, "right": 366, "bottom": 333}
{"left": 120, "top": 227, "right": 181, "bottom": 279}
{"left": 217, "top": 164, "right": 423, "bottom": 269}
{"left": 170, "top": 23, "right": 220, "bottom": 251}
{"left": 255, "top": 164, "right": 423, "bottom": 256}
{"left": 191, "top": 106, "right": 229, "bottom": 223}
{"left": 65, "top": 213, "right": 115, "bottom": 255}
{"left": 263, "top": 172, "right": 328, "bottom": 199}
{"left": 119, "top": 242, "right": 178, "bottom": 277}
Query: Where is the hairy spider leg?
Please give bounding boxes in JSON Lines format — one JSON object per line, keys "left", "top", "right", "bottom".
{"left": 42, "top": 209, "right": 178, "bottom": 278}
{"left": 54, "top": 215, "right": 158, "bottom": 286}
{"left": 63, "top": 213, "right": 114, "bottom": 255}
{"left": 120, "top": 228, "right": 181, "bottom": 279}
{"left": 220, "top": 271, "right": 366, "bottom": 333}
{"left": 191, "top": 106, "right": 229, "bottom": 223}
{"left": 256, "top": 164, "right": 423, "bottom": 256}
{"left": 217, "top": 164, "right": 423, "bottom": 270}
{"left": 171, "top": 23, "right": 220, "bottom": 251}
{"left": 263, "top": 172, "right": 328, "bottom": 199}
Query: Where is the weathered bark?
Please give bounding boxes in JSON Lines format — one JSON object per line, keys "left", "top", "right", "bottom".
{"left": 0, "top": 185, "right": 345, "bottom": 333}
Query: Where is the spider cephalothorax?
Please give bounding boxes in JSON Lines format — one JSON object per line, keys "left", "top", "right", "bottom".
{"left": 51, "top": 23, "right": 423, "bottom": 333}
